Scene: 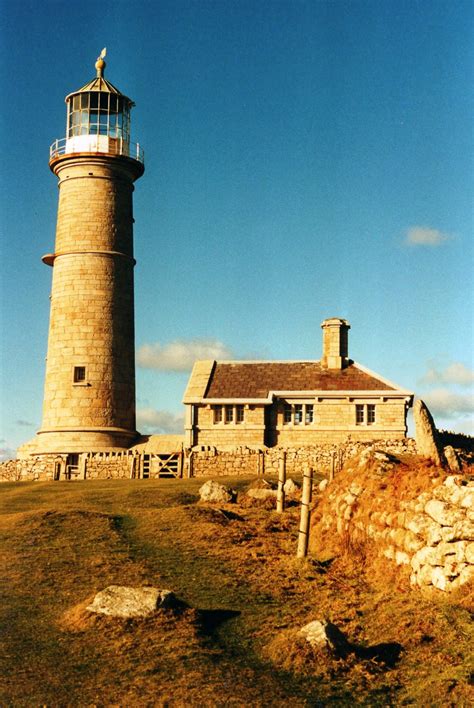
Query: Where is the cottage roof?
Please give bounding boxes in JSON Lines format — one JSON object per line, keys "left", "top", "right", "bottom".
{"left": 183, "top": 360, "right": 412, "bottom": 404}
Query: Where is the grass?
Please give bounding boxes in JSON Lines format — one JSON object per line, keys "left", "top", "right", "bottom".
{"left": 0, "top": 477, "right": 473, "bottom": 706}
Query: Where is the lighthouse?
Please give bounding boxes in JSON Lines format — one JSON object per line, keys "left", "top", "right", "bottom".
{"left": 32, "top": 51, "right": 144, "bottom": 456}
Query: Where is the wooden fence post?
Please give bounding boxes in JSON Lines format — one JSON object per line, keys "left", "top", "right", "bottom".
{"left": 276, "top": 451, "right": 286, "bottom": 513}
{"left": 188, "top": 451, "right": 194, "bottom": 478}
{"left": 297, "top": 465, "right": 313, "bottom": 558}
{"left": 330, "top": 451, "right": 335, "bottom": 481}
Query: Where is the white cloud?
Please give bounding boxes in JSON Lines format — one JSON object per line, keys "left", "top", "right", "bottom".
{"left": 422, "top": 388, "right": 474, "bottom": 420}
{"left": 137, "top": 339, "right": 235, "bottom": 371}
{"left": 136, "top": 407, "right": 184, "bottom": 435}
{"left": 405, "top": 226, "right": 451, "bottom": 247}
{"left": 15, "top": 419, "right": 35, "bottom": 427}
{"left": 421, "top": 362, "right": 474, "bottom": 387}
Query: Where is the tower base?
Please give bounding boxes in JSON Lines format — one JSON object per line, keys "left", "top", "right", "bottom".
{"left": 18, "top": 427, "right": 138, "bottom": 457}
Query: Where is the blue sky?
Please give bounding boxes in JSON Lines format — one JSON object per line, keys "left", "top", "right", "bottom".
{"left": 1, "top": 0, "right": 473, "bottom": 458}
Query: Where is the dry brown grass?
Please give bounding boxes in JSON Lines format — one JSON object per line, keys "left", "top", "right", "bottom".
{"left": 0, "top": 476, "right": 473, "bottom": 706}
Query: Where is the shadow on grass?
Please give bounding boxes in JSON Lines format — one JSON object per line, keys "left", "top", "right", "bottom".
{"left": 195, "top": 609, "right": 242, "bottom": 637}
{"left": 325, "top": 621, "right": 403, "bottom": 669}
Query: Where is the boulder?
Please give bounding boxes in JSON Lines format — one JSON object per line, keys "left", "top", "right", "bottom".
{"left": 86, "top": 585, "right": 177, "bottom": 618}
{"left": 283, "top": 478, "right": 300, "bottom": 495}
{"left": 246, "top": 488, "right": 278, "bottom": 500}
{"left": 413, "top": 399, "right": 446, "bottom": 466}
{"left": 299, "top": 620, "right": 330, "bottom": 647}
{"left": 444, "top": 446, "right": 461, "bottom": 473}
{"left": 318, "top": 479, "right": 329, "bottom": 492}
{"left": 199, "top": 480, "right": 235, "bottom": 504}
{"left": 247, "top": 478, "right": 275, "bottom": 490}
{"left": 299, "top": 620, "right": 350, "bottom": 657}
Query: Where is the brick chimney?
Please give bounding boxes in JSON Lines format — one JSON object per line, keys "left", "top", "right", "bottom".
{"left": 320, "top": 318, "right": 350, "bottom": 370}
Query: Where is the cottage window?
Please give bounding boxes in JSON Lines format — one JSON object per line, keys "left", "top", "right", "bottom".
{"left": 214, "top": 405, "right": 245, "bottom": 424}
{"left": 367, "top": 404, "right": 376, "bottom": 425}
{"left": 294, "top": 404, "right": 303, "bottom": 424}
{"left": 356, "top": 404, "right": 376, "bottom": 425}
{"left": 283, "top": 403, "right": 314, "bottom": 425}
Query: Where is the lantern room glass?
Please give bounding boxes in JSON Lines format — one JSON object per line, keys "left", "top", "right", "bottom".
{"left": 67, "top": 92, "right": 131, "bottom": 142}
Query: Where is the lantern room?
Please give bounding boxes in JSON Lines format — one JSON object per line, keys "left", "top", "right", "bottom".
{"left": 50, "top": 50, "right": 144, "bottom": 164}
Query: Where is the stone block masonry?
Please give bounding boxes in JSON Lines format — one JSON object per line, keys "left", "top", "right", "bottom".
{"left": 35, "top": 154, "right": 143, "bottom": 455}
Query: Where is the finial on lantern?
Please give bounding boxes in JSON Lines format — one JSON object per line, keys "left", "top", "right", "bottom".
{"left": 95, "top": 48, "right": 107, "bottom": 77}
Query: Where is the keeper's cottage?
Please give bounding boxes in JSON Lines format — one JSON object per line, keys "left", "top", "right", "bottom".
{"left": 183, "top": 318, "right": 414, "bottom": 449}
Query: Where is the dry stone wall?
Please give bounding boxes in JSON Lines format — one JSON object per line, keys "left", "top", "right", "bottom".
{"left": 1, "top": 439, "right": 416, "bottom": 482}
{"left": 189, "top": 439, "right": 416, "bottom": 478}
{"left": 0, "top": 455, "right": 59, "bottom": 482}
{"left": 0, "top": 452, "right": 133, "bottom": 482}
{"left": 310, "top": 452, "right": 473, "bottom": 593}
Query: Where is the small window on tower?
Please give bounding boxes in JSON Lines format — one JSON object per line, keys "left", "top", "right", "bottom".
{"left": 73, "top": 366, "right": 86, "bottom": 383}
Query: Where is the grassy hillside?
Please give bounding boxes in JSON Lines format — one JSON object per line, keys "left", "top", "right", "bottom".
{"left": 1, "top": 478, "right": 472, "bottom": 706}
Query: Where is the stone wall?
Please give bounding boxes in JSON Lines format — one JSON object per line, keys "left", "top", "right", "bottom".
{"left": 0, "top": 455, "right": 59, "bottom": 482}
{"left": 1, "top": 439, "right": 416, "bottom": 482}
{"left": 189, "top": 438, "right": 416, "bottom": 477}
{"left": 84, "top": 452, "right": 132, "bottom": 479}
{"left": 0, "top": 452, "right": 134, "bottom": 482}
{"left": 310, "top": 451, "right": 473, "bottom": 593}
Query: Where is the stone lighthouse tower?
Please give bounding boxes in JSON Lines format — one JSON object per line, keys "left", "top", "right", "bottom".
{"left": 33, "top": 51, "right": 144, "bottom": 456}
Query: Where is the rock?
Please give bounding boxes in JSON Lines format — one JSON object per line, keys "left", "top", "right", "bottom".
{"left": 405, "top": 513, "right": 442, "bottom": 545}
{"left": 444, "top": 446, "right": 461, "bottom": 473}
{"left": 395, "top": 550, "right": 410, "bottom": 565}
{"left": 349, "top": 482, "right": 363, "bottom": 496}
{"left": 403, "top": 531, "right": 424, "bottom": 553}
{"left": 417, "top": 564, "right": 435, "bottom": 586}
{"left": 246, "top": 488, "right": 278, "bottom": 500}
{"left": 318, "top": 479, "right": 329, "bottom": 492}
{"left": 283, "top": 478, "right": 300, "bottom": 495}
{"left": 440, "top": 519, "right": 474, "bottom": 542}
{"left": 450, "top": 564, "right": 474, "bottom": 589}
{"left": 424, "top": 499, "right": 461, "bottom": 527}
{"left": 86, "top": 585, "right": 177, "bottom": 618}
{"left": 413, "top": 399, "right": 446, "bottom": 467}
{"left": 431, "top": 567, "right": 448, "bottom": 591}
{"left": 465, "top": 542, "right": 474, "bottom": 564}
{"left": 299, "top": 620, "right": 351, "bottom": 658}
{"left": 299, "top": 620, "right": 329, "bottom": 647}
{"left": 459, "top": 488, "right": 474, "bottom": 510}
{"left": 199, "top": 480, "right": 235, "bottom": 504}
{"left": 247, "top": 478, "right": 275, "bottom": 490}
